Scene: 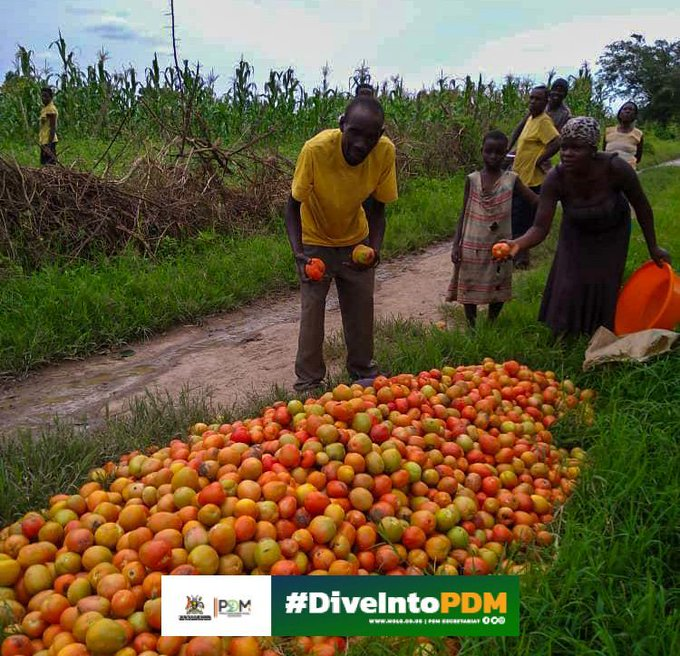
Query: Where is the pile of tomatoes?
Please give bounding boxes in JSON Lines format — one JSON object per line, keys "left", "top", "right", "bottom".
{"left": 0, "top": 359, "right": 591, "bottom": 656}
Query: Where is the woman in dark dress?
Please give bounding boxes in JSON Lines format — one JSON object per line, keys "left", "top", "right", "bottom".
{"left": 505, "top": 117, "right": 671, "bottom": 337}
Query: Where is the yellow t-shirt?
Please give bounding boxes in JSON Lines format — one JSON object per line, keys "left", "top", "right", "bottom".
{"left": 605, "top": 126, "right": 642, "bottom": 169}
{"left": 291, "top": 129, "right": 398, "bottom": 246}
{"left": 39, "top": 102, "right": 58, "bottom": 145}
{"left": 512, "top": 113, "right": 559, "bottom": 187}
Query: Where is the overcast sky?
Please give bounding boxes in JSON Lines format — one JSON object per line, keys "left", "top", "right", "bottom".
{"left": 3, "top": 1, "right": 680, "bottom": 95}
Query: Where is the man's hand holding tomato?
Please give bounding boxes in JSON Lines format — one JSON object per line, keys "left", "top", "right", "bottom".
{"left": 293, "top": 251, "right": 311, "bottom": 281}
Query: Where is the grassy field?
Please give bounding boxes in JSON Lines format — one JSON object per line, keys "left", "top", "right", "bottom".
{"left": 641, "top": 132, "right": 680, "bottom": 167}
{"left": 0, "top": 136, "right": 138, "bottom": 173}
{"left": 1, "top": 165, "right": 678, "bottom": 654}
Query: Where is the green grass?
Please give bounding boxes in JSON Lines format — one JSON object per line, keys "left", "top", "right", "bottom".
{"left": 1, "top": 166, "right": 678, "bottom": 654}
{"left": 0, "top": 135, "right": 147, "bottom": 177}
{"left": 0, "top": 233, "right": 298, "bottom": 375}
{"left": 3, "top": 128, "right": 677, "bottom": 173}
{"left": 0, "top": 132, "right": 306, "bottom": 176}
{"left": 0, "top": 174, "right": 464, "bottom": 377}
{"left": 2, "top": 325, "right": 677, "bottom": 654}
{"left": 642, "top": 132, "right": 680, "bottom": 168}
{"left": 627, "top": 166, "right": 680, "bottom": 273}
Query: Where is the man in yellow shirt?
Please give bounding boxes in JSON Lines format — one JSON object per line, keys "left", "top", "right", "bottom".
{"left": 286, "top": 96, "right": 398, "bottom": 392}
{"left": 509, "top": 86, "right": 560, "bottom": 267}
{"left": 39, "top": 87, "right": 58, "bottom": 166}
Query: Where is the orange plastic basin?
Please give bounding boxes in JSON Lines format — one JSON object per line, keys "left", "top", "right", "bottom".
{"left": 615, "top": 261, "right": 680, "bottom": 335}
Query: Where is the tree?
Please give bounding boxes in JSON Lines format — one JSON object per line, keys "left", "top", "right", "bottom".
{"left": 597, "top": 34, "right": 680, "bottom": 124}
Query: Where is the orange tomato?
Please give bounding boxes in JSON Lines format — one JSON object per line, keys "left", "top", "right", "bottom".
{"left": 304, "top": 258, "right": 326, "bottom": 281}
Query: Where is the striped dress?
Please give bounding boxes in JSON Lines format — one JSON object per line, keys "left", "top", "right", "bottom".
{"left": 450, "top": 170, "right": 516, "bottom": 304}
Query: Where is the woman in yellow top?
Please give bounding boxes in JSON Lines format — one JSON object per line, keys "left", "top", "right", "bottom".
{"left": 604, "top": 101, "right": 643, "bottom": 169}
{"left": 39, "top": 87, "right": 58, "bottom": 166}
{"left": 509, "top": 86, "right": 560, "bottom": 268}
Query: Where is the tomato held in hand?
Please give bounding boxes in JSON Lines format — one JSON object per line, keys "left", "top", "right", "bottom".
{"left": 491, "top": 242, "right": 511, "bottom": 260}
{"left": 352, "top": 244, "right": 376, "bottom": 266}
{"left": 304, "top": 258, "right": 326, "bottom": 281}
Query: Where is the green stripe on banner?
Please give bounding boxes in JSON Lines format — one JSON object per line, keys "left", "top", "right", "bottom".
{"left": 271, "top": 576, "right": 519, "bottom": 637}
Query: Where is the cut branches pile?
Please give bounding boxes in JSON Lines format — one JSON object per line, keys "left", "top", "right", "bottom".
{"left": 0, "top": 138, "right": 293, "bottom": 269}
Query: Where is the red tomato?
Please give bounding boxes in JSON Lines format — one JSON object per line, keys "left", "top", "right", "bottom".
{"left": 305, "top": 258, "right": 326, "bottom": 281}
{"left": 491, "top": 242, "right": 511, "bottom": 260}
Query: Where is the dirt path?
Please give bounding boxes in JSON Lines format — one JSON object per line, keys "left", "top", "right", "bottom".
{"left": 643, "top": 158, "right": 680, "bottom": 170}
{"left": 0, "top": 241, "right": 455, "bottom": 433}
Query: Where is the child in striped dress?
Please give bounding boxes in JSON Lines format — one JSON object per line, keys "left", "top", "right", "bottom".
{"left": 445, "top": 130, "right": 538, "bottom": 326}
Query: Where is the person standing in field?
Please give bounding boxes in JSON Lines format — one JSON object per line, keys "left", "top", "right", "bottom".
{"left": 508, "top": 86, "right": 560, "bottom": 268}
{"left": 503, "top": 117, "right": 670, "bottom": 337}
{"left": 604, "top": 101, "right": 644, "bottom": 170}
{"left": 39, "top": 87, "right": 58, "bottom": 166}
{"left": 285, "top": 96, "right": 398, "bottom": 393}
{"left": 546, "top": 78, "right": 572, "bottom": 131}
{"left": 445, "top": 130, "right": 538, "bottom": 326}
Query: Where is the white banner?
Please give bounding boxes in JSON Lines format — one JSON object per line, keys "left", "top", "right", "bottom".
{"left": 161, "top": 576, "right": 272, "bottom": 636}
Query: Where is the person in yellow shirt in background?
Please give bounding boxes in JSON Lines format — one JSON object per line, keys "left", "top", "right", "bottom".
{"left": 39, "top": 87, "right": 58, "bottom": 166}
{"left": 507, "top": 78, "right": 573, "bottom": 139}
{"left": 285, "top": 96, "right": 398, "bottom": 393}
{"left": 508, "top": 86, "right": 560, "bottom": 268}
{"left": 604, "top": 101, "right": 643, "bottom": 169}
